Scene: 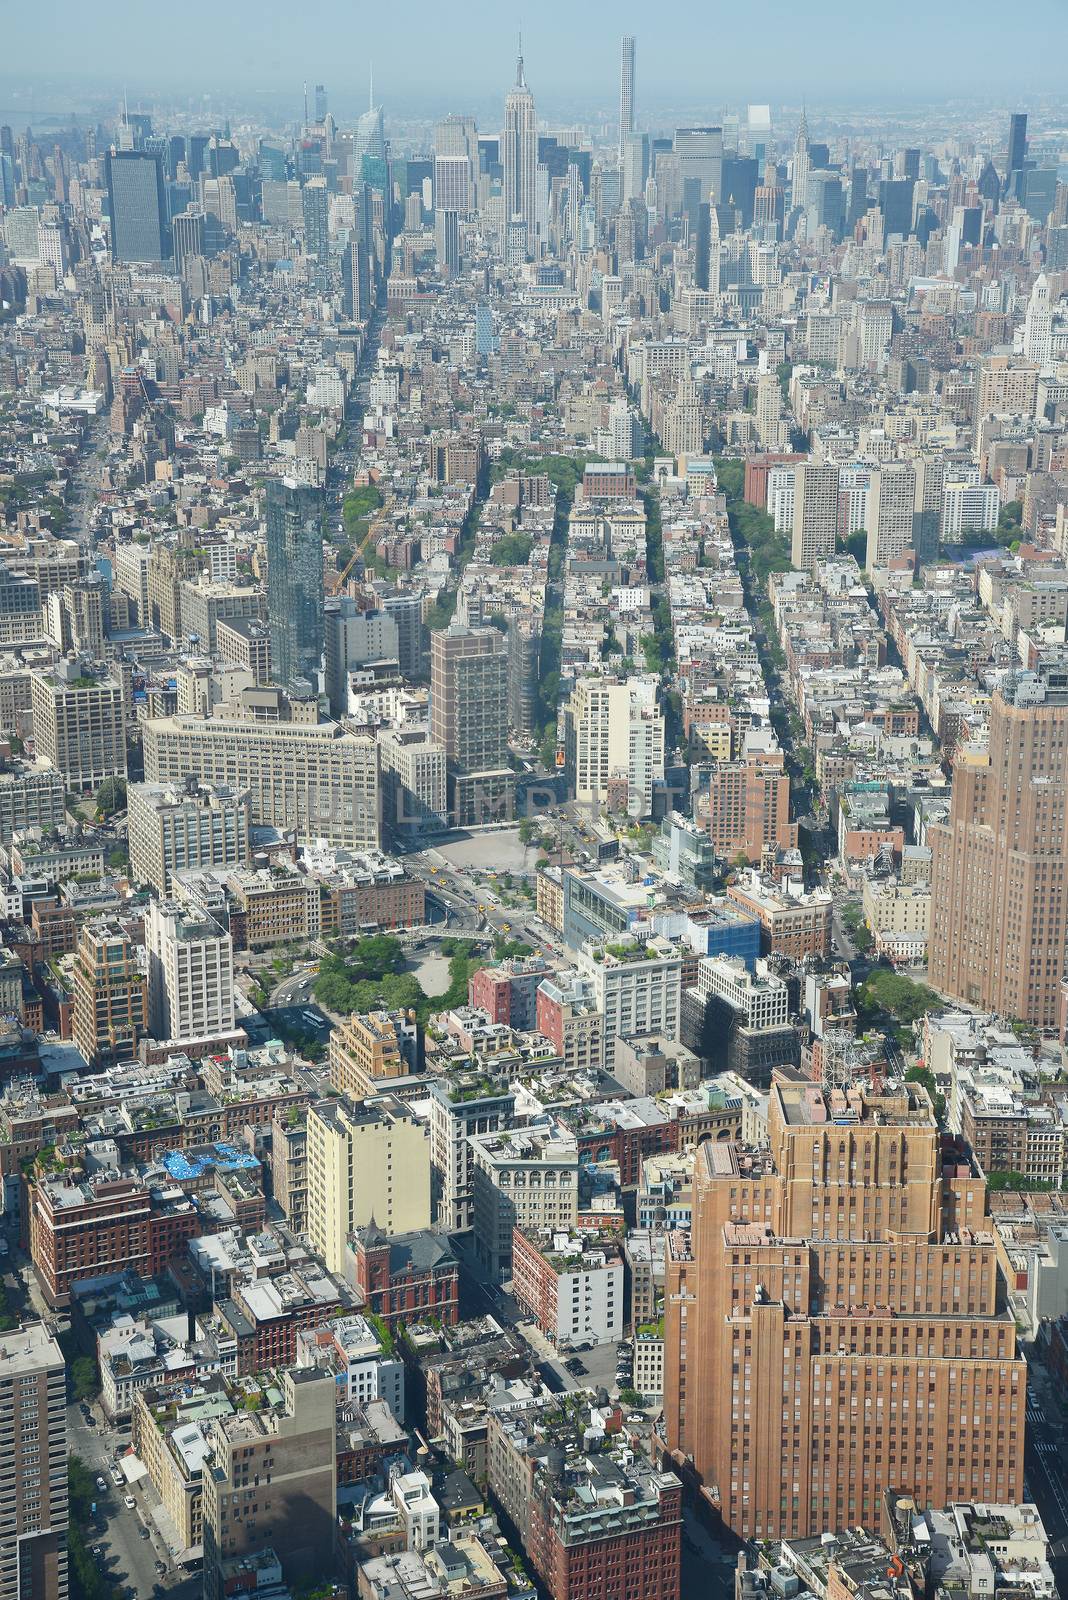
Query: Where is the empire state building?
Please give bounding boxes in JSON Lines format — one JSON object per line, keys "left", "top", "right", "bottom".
{"left": 503, "top": 41, "right": 537, "bottom": 256}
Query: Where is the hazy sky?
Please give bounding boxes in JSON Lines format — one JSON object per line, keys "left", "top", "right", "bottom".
{"left": 5, "top": 0, "right": 1068, "bottom": 107}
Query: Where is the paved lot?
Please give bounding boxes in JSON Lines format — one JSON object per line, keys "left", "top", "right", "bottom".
{"left": 432, "top": 830, "right": 535, "bottom": 874}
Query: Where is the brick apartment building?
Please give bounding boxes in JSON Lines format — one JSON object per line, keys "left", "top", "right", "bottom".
{"left": 28, "top": 1173, "right": 201, "bottom": 1308}
{"left": 348, "top": 1221, "right": 460, "bottom": 1330}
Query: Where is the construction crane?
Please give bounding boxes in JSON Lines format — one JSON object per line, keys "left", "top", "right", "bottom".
{"left": 330, "top": 494, "right": 395, "bottom": 595}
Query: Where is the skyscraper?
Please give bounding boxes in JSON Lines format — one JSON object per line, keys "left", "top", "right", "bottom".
{"left": 503, "top": 40, "right": 537, "bottom": 255}
{"left": 911, "top": 454, "right": 945, "bottom": 565}
{"left": 145, "top": 899, "right": 235, "bottom": 1047}
{"left": 435, "top": 114, "right": 477, "bottom": 213}
{"left": 354, "top": 73, "right": 386, "bottom": 169}
{"left": 301, "top": 177, "right": 329, "bottom": 262}
{"left": 864, "top": 461, "right": 917, "bottom": 567}
{"left": 431, "top": 623, "right": 513, "bottom": 825}
{"left": 105, "top": 147, "right": 169, "bottom": 262}
{"left": 342, "top": 236, "right": 371, "bottom": 320}
{"left": 619, "top": 36, "right": 636, "bottom": 163}
{"left": 791, "top": 108, "right": 810, "bottom": 213}
{"left": 675, "top": 126, "right": 723, "bottom": 226}
{"left": 0, "top": 1322, "right": 68, "bottom": 1600}
{"left": 265, "top": 477, "right": 324, "bottom": 690}
{"left": 435, "top": 207, "right": 460, "bottom": 275}
{"left": 171, "top": 204, "right": 205, "bottom": 273}
{"left": 1006, "top": 111, "right": 1027, "bottom": 195}
{"left": 928, "top": 664, "right": 1068, "bottom": 1030}
{"left": 663, "top": 1076, "right": 1026, "bottom": 1540}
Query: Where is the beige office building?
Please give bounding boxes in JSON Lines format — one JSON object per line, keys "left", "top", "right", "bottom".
{"left": 128, "top": 779, "right": 250, "bottom": 896}
{"left": 142, "top": 714, "right": 379, "bottom": 849}
{"left": 566, "top": 676, "right": 665, "bottom": 819}
{"left": 305, "top": 1093, "right": 430, "bottom": 1273}
{"left": 790, "top": 462, "right": 839, "bottom": 571}
{"left": 30, "top": 661, "right": 126, "bottom": 791}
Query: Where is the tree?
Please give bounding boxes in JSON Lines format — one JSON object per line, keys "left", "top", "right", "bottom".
{"left": 862, "top": 969, "right": 940, "bottom": 1026}
{"left": 71, "top": 1356, "right": 99, "bottom": 1402}
{"left": 491, "top": 532, "right": 533, "bottom": 566}
{"left": 518, "top": 817, "right": 536, "bottom": 844}
{"left": 94, "top": 776, "right": 126, "bottom": 817}
{"left": 846, "top": 529, "right": 868, "bottom": 565}
{"left": 904, "top": 1065, "right": 946, "bottom": 1123}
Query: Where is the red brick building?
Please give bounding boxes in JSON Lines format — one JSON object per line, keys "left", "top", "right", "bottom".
{"left": 220, "top": 1267, "right": 348, "bottom": 1375}
{"left": 28, "top": 1173, "right": 202, "bottom": 1309}
{"left": 743, "top": 452, "right": 804, "bottom": 508}
{"left": 486, "top": 1400, "right": 682, "bottom": 1600}
{"left": 572, "top": 1103, "right": 678, "bottom": 1187}
{"left": 348, "top": 1222, "right": 460, "bottom": 1330}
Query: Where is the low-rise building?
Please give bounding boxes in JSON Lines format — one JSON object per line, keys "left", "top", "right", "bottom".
{"left": 485, "top": 1397, "right": 682, "bottom": 1600}
{"left": 511, "top": 1227, "right": 624, "bottom": 1347}
{"left": 296, "top": 1313, "right": 405, "bottom": 1422}
{"left": 470, "top": 1125, "right": 579, "bottom": 1280}
{"left": 725, "top": 870, "right": 832, "bottom": 959}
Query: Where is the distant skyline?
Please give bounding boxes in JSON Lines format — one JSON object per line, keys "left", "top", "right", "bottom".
{"left": 5, "top": 0, "right": 1068, "bottom": 107}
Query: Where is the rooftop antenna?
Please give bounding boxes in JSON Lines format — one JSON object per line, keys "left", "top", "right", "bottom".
{"left": 122, "top": 85, "right": 129, "bottom": 125}
{"left": 303, "top": 80, "right": 308, "bottom": 126}
{"left": 369, "top": 62, "right": 374, "bottom": 113}
{"left": 516, "top": 27, "right": 525, "bottom": 87}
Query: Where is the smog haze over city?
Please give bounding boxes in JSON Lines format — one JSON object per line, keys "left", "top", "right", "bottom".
{"left": 1, "top": 10, "right": 1068, "bottom": 1600}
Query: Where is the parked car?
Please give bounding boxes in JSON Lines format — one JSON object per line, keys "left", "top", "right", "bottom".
{"left": 123, "top": 1496, "right": 136, "bottom": 1511}
{"left": 95, "top": 1477, "right": 107, "bottom": 1492}
{"left": 139, "top": 1526, "right": 150, "bottom": 1540}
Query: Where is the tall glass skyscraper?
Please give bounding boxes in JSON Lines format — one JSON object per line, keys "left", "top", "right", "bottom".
{"left": 105, "top": 149, "right": 169, "bottom": 262}
{"left": 265, "top": 477, "right": 324, "bottom": 690}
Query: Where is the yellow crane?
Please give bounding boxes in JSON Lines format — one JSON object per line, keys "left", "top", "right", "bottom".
{"left": 331, "top": 493, "right": 395, "bottom": 595}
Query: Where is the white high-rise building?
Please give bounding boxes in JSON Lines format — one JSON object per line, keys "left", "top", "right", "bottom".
{"left": 619, "top": 36, "right": 635, "bottom": 162}
{"left": 575, "top": 934, "right": 683, "bottom": 1068}
{"left": 128, "top": 779, "right": 250, "bottom": 896}
{"left": 502, "top": 42, "right": 537, "bottom": 255}
{"left": 1023, "top": 273, "right": 1053, "bottom": 365}
{"left": 767, "top": 465, "right": 797, "bottom": 534}
{"left": 942, "top": 476, "right": 1000, "bottom": 540}
{"left": 434, "top": 154, "right": 472, "bottom": 215}
{"left": 145, "top": 899, "right": 235, "bottom": 1046}
{"left": 567, "top": 676, "right": 665, "bottom": 819}
{"left": 707, "top": 202, "right": 722, "bottom": 296}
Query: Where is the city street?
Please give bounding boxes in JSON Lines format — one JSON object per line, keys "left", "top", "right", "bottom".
{"left": 67, "top": 1403, "right": 188, "bottom": 1599}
